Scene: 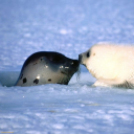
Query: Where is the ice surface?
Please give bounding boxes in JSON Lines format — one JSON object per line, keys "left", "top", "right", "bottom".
{"left": 0, "top": 0, "right": 134, "bottom": 133}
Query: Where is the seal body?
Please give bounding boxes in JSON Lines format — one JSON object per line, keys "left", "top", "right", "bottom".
{"left": 15, "top": 51, "right": 79, "bottom": 87}
{"left": 79, "top": 42, "right": 134, "bottom": 88}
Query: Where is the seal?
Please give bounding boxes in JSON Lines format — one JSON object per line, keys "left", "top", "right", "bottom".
{"left": 15, "top": 51, "right": 79, "bottom": 87}
{"left": 79, "top": 42, "right": 134, "bottom": 88}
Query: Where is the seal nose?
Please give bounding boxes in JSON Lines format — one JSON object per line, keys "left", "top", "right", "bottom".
{"left": 79, "top": 54, "right": 82, "bottom": 63}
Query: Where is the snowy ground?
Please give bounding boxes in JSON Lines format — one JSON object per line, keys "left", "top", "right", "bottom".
{"left": 0, "top": 0, "right": 134, "bottom": 133}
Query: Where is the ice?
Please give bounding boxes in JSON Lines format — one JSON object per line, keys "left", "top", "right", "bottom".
{"left": 0, "top": 0, "right": 134, "bottom": 133}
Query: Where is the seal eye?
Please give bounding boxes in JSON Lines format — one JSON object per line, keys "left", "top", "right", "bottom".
{"left": 87, "top": 51, "right": 90, "bottom": 57}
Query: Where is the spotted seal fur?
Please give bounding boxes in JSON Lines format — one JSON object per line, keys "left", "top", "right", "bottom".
{"left": 15, "top": 51, "right": 79, "bottom": 87}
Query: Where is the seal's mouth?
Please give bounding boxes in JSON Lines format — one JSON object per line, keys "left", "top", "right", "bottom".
{"left": 61, "top": 70, "right": 68, "bottom": 75}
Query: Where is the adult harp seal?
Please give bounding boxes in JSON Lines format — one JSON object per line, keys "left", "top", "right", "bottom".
{"left": 15, "top": 51, "right": 79, "bottom": 87}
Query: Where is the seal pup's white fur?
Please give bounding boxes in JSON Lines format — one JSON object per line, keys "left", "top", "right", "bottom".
{"left": 79, "top": 42, "right": 134, "bottom": 88}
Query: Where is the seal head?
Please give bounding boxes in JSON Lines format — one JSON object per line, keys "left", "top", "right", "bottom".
{"left": 15, "top": 52, "right": 79, "bottom": 87}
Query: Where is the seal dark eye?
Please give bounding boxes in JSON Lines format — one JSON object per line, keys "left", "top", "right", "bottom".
{"left": 87, "top": 51, "right": 90, "bottom": 58}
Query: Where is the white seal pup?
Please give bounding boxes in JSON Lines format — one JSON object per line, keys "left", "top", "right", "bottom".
{"left": 79, "top": 42, "right": 134, "bottom": 88}
{"left": 15, "top": 51, "right": 79, "bottom": 87}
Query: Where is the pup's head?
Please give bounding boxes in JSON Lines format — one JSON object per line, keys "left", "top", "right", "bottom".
{"left": 79, "top": 44, "right": 111, "bottom": 78}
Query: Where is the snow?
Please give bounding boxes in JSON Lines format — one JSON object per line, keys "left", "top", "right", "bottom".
{"left": 0, "top": 0, "right": 134, "bottom": 133}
